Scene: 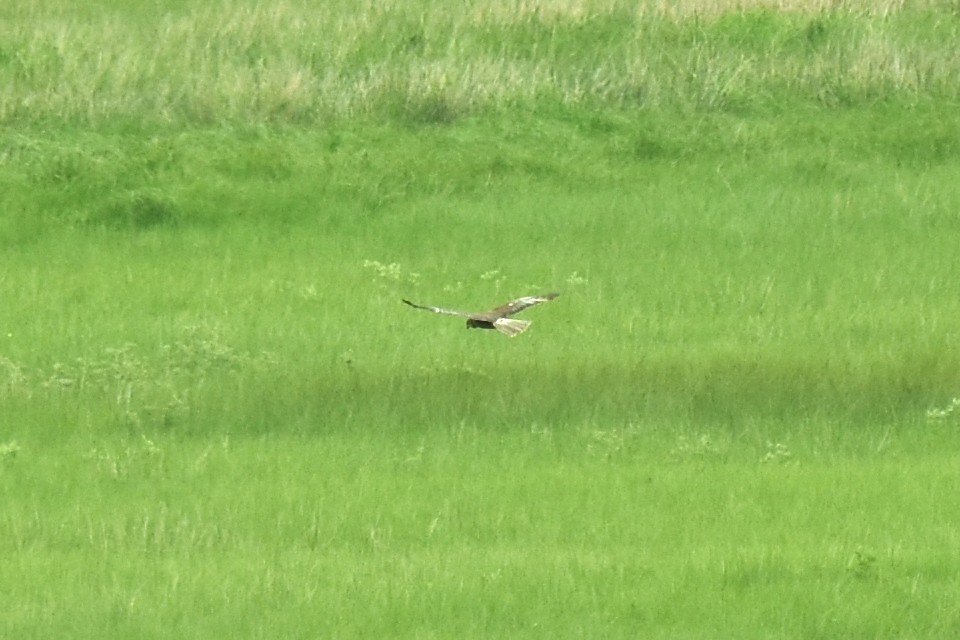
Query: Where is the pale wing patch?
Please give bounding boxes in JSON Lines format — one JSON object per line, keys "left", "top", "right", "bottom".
{"left": 493, "top": 317, "right": 532, "bottom": 337}
{"left": 497, "top": 293, "right": 560, "bottom": 317}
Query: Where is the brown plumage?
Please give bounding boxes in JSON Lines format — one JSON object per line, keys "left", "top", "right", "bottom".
{"left": 402, "top": 293, "right": 559, "bottom": 337}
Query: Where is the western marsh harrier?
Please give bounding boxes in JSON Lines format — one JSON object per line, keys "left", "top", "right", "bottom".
{"left": 402, "top": 293, "right": 559, "bottom": 337}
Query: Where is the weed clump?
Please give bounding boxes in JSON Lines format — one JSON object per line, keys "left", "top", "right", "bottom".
{"left": 32, "top": 325, "right": 276, "bottom": 429}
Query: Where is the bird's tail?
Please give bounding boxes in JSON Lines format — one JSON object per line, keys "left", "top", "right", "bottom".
{"left": 493, "top": 318, "right": 532, "bottom": 337}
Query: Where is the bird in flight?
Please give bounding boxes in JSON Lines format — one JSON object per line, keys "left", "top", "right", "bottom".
{"left": 402, "top": 293, "right": 559, "bottom": 337}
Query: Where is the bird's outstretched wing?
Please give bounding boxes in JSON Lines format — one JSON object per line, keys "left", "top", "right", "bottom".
{"left": 490, "top": 292, "right": 560, "bottom": 318}
{"left": 402, "top": 299, "right": 472, "bottom": 318}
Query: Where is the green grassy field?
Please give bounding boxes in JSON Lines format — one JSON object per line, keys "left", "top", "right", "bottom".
{"left": 3, "top": 1, "right": 960, "bottom": 637}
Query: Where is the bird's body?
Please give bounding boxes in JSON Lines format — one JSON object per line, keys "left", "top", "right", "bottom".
{"left": 402, "top": 293, "right": 559, "bottom": 337}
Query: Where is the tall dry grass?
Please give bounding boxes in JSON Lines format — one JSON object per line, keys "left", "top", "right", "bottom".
{"left": 2, "top": 0, "right": 957, "bottom": 125}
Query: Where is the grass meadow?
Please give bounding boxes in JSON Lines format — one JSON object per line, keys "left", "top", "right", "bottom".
{"left": 2, "top": 0, "right": 960, "bottom": 637}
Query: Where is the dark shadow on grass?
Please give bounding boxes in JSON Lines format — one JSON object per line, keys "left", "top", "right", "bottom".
{"left": 83, "top": 189, "right": 182, "bottom": 230}
{"left": 220, "top": 352, "right": 960, "bottom": 436}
